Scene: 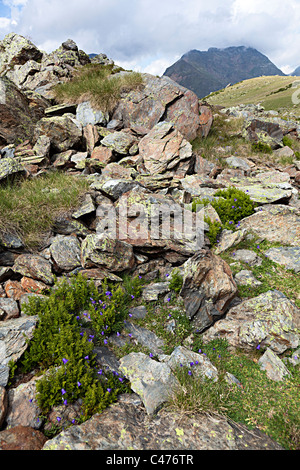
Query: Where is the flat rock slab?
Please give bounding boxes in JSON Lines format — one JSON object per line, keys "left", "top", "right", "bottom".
{"left": 42, "top": 393, "right": 283, "bottom": 450}
{"left": 258, "top": 348, "right": 291, "bottom": 382}
{"left": 201, "top": 290, "right": 300, "bottom": 354}
{"left": 264, "top": 246, "right": 300, "bottom": 273}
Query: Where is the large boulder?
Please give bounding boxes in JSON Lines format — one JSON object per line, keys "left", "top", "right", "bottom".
{"left": 201, "top": 290, "right": 300, "bottom": 354}
{"left": 112, "top": 73, "right": 206, "bottom": 141}
{"left": 33, "top": 114, "right": 83, "bottom": 152}
{"left": 179, "top": 250, "right": 237, "bottom": 333}
{"left": 0, "top": 76, "right": 47, "bottom": 146}
{"left": 0, "top": 33, "right": 43, "bottom": 75}
{"left": 13, "top": 254, "right": 54, "bottom": 285}
{"left": 138, "top": 121, "right": 193, "bottom": 175}
{"left": 242, "top": 118, "right": 283, "bottom": 148}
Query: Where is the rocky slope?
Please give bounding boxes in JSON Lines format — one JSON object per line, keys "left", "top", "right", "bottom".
{"left": 164, "top": 46, "right": 285, "bottom": 99}
{"left": 0, "top": 34, "right": 299, "bottom": 451}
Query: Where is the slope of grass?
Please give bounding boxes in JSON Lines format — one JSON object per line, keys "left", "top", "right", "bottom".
{"left": 0, "top": 171, "right": 89, "bottom": 249}
{"left": 205, "top": 75, "right": 300, "bottom": 114}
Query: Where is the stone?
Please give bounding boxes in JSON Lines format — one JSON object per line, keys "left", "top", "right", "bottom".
{"left": 199, "top": 104, "right": 214, "bottom": 138}
{"left": 138, "top": 121, "right": 193, "bottom": 175}
{"left": 101, "top": 131, "right": 137, "bottom": 155}
{"left": 201, "top": 290, "right": 300, "bottom": 354}
{"left": 76, "top": 101, "right": 108, "bottom": 127}
{"left": 34, "top": 114, "right": 82, "bottom": 153}
{"left": 119, "top": 352, "right": 179, "bottom": 414}
{"left": 237, "top": 185, "right": 292, "bottom": 204}
{"left": 234, "top": 270, "right": 262, "bottom": 287}
{"left": 128, "top": 305, "right": 148, "bottom": 319}
{"left": 0, "top": 157, "right": 25, "bottom": 182}
{"left": 81, "top": 233, "right": 135, "bottom": 272}
{"left": 33, "top": 134, "right": 51, "bottom": 158}
{"left": 243, "top": 119, "right": 283, "bottom": 148}
{"left": 239, "top": 207, "right": 300, "bottom": 246}
{"left": 232, "top": 249, "right": 262, "bottom": 266}
{"left": 0, "top": 316, "right": 38, "bottom": 386}
{"left": 83, "top": 124, "right": 100, "bottom": 155}
{"left": 264, "top": 246, "right": 300, "bottom": 273}
{"left": 0, "top": 386, "right": 7, "bottom": 428}
{"left": 13, "top": 254, "right": 54, "bottom": 285}
{"left": 226, "top": 156, "right": 252, "bottom": 172}
{"left": 52, "top": 216, "right": 90, "bottom": 237}
{"left": 72, "top": 193, "right": 96, "bottom": 219}
{"left": 91, "top": 145, "right": 114, "bottom": 165}
{"left": 6, "top": 376, "right": 43, "bottom": 429}
{"left": 142, "top": 282, "right": 171, "bottom": 302}
{"left": 0, "top": 76, "right": 47, "bottom": 146}
{"left": 99, "top": 179, "right": 140, "bottom": 201}
{"left": 273, "top": 146, "right": 295, "bottom": 158}
{"left": 49, "top": 235, "right": 81, "bottom": 272}
{"left": 159, "top": 346, "right": 218, "bottom": 382}
{"left": 180, "top": 249, "right": 237, "bottom": 333}
{"left": 214, "top": 229, "right": 248, "bottom": 255}
{"left": 0, "top": 297, "right": 19, "bottom": 319}
{"left": 20, "top": 277, "right": 47, "bottom": 295}
{"left": 124, "top": 322, "right": 165, "bottom": 355}
{"left": 258, "top": 348, "right": 291, "bottom": 382}
{"left": 42, "top": 393, "right": 283, "bottom": 450}
{"left": 0, "top": 425, "right": 47, "bottom": 451}
{"left": 112, "top": 73, "right": 203, "bottom": 141}
{"left": 0, "top": 33, "right": 43, "bottom": 74}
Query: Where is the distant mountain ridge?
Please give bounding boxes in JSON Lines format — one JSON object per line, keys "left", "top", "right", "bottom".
{"left": 163, "top": 46, "right": 286, "bottom": 98}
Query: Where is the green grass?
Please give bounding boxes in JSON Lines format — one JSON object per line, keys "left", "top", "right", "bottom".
{"left": 53, "top": 63, "right": 144, "bottom": 113}
{"left": 0, "top": 171, "right": 89, "bottom": 249}
{"left": 205, "top": 75, "right": 300, "bottom": 114}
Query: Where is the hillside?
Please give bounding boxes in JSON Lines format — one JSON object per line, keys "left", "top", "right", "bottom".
{"left": 205, "top": 75, "right": 300, "bottom": 114}
{"left": 0, "top": 33, "right": 299, "bottom": 452}
{"left": 164, "top": 46, "right": 285, "bottom": 98}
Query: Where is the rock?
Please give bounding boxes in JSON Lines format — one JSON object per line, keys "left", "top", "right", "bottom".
{"left": 273, "top": 146, "right": 295, "bottom": 158}
{"left": 199, "top": 104, "right": 214, "bottom": 138}
{"left": 180, "top": 249, "right": 237, "bottom": 333}
{"left": 76, "top": 101, "right": 108, "bottom": 127}
{"left": 13, "top": 254, "right": 54, "bottom": 285}
{"left": 0, "top": 316, "right": 38, "bottom": 386}
{"left": 99, "top": 179, "right": 140, "bottom": 201}
{"left": 119, "top": 352, "right": 179, "bottom": 414}
{"left": 201, "top": 290, "right": 300, "bottom": 354}
{"left": 237, "top": 185, "right": 292, "bottom": 204}
{"left": 214, "top": 229, "right": 248, "bottom": 254}
{"left": 0, "top": 76, "right": 47, "bottom": 146}
{"left": 4, "top": 280, "right": 25, "bottom": 302}
{"left": 128, "top": 305, "right": 148, "bottom": 319}
{"left": 125, "top": 323, "right": 165, "bottom": 355}
{"left": 42, "top": 393, "right": 283, "bottom": 450}
{"left": 81, "top": 233, "right": 135, "bottom": 272}
{"left": 91, "top": 146, "right": 114, "bottom": 165}
{"left": 83, "top": 124, "right": 100, "bottom": 155}
{"left": 6, "top": 376, "right": 43, "bottom": 429}
{"left": 264, "top": 246, "right": 300, "bottom": 273}
{"left": 0, "top": 298, "right": 19, "bottom": 320}
{"left": 243, "top": 119, "right": 283, "bottom": 148}
{"left": 0, "top": 33, "right": 43, "bottom": 75}
{"left": 159, "top": 346, "right": 218, "bottom": 382}
{"left": 72, "top": 193, "right": 96, "bottom": 219}
{"left": 0, "top": 266, "right": 14, "bottom": 283}
{"left": 49, "top": 235, "right": 81, "bottom": 272}
{"left": 0, "top": 386, "right": 8, "bottom": 428}
{"left": 52, "top": 216, "right": 89, "bottom": 237}
{"left": 101, "top": 131, "right": 137, "bottom": 155}
{"left": 112, "top": 73, "right": 203, "bottom": 141}
{"left": 138, "top": 121, "right": 193, "bottom": 175}
{"left": 0, "top": 157, "right": 26, "bottom": 182}
{"left": 225, "top": 156, "right": 253, "bottom": 172}
{"left": 258, "top": 348, "right": 291, "bottom": 382}
{"left": 234, "top": 270, "right": 262, "bottom": 287}
{"left": 231, "top": 249, "right": 262, "bottom": 266}
{"left": 34, "top": 114, "right": 82, "bottom": 153}
{"left": 33, "top": 134, "right": 51, "bottom": 159}
{"left": 0, "top": 425, "right": 47, "bottom": 450}
{"left": 239, "top": 207, "right": 300, "bottom": 246}
{"left": 142, "top": 282, "right": 170, "bottom": 302}
{"left": 194, "top": 155, "right": 216, "bottom": 176}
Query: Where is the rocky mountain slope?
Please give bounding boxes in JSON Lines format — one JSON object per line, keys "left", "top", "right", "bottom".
{"left": 163, "top": 46, "right": 285, "bottom": 98}
{"left": 0, "top": 33, "right": 299, "bottom": 451}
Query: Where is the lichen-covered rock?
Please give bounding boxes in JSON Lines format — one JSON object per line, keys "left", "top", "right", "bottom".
{"left": 0, "top": 33, "right": 43, "bottom": 75}
{"left": 0, "top": 425, "right": 47, "bottom": 451}
{"left": 81, "top": 233, "right": 135, "bottom": 272}
{"left": 101, "top": 130, "right": 137, "bottom": 155}
{"left": 42, "top": 393, "right": 283, "bottom": 450}
{"left": 33, "top": 114, "right": 82, "bottom": 152}
{"left": 201, "top": 290, "right": 300, "bottom": 354}
{"left": 0, "top": 157, "right": 26, "bottom": 182}
{"left": 258, "top": 348, "right": 291, "bottom": 382}
{"left": 119, "top": 353, "right": 179, "bottom": 414}
{"left": 13, "top": 254, "right": 54, "bottom": 285}
{"left": 138, "top": 121, "right": 193, "bottom": 175}
{"left": 180, "top": 250, "right": 237, "bottom": 333}
{"left": 76, "top": 101, "right": 108, "bottom": 127}
{"left": 264, "top": 246, "right": 300, "bottom": 273}
{"left": 49, "top": 235, "right": 81, "bottom": 272}
{"left": 6, "top": 376, "right": 43, "bottom": 429}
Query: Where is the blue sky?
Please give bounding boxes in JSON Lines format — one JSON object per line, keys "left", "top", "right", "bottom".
{"left": 0, "top": 0, "right": 299, "bottom": 76}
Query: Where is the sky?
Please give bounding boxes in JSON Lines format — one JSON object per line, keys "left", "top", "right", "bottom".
{"left": 0, "top": 0, "right": 299, "bottom": 76}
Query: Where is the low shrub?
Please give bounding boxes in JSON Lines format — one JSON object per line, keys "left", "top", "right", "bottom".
{"left": 251, "top": 141, "right": 273, "bottom": 154}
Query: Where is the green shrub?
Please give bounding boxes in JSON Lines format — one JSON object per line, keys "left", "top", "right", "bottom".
{"left": 21, "top": 274, "right": 132, "bottom": 419}
{"left": 192, "top": 187, "right": 256, "bottom": 245}
{"left": 251, "top": 141, "right": 273, "bottom": 154}
{"left": 282, "top": 135, "right": 294, "bottom": 148}
{"left": 169, "top": 269, "right": 183, "bottom": 293}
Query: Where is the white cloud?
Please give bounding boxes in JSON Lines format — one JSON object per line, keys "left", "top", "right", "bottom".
{"left": 0, "top": 0, "right": 299, "bottom": 73}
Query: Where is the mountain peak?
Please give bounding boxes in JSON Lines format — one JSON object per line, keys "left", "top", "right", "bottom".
{"left": 164, "top": 46, "right": 285, "bottom": 98}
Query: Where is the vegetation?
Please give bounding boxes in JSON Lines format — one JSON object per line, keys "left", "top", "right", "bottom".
{"left": 191, "top": 187, "right": 256, "bottom": 246}
{"left": 53, "top": 63, "right": 144, "bottom": 113}
{"left": 0, "top": 171, "right": 89, "bottom": 249}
